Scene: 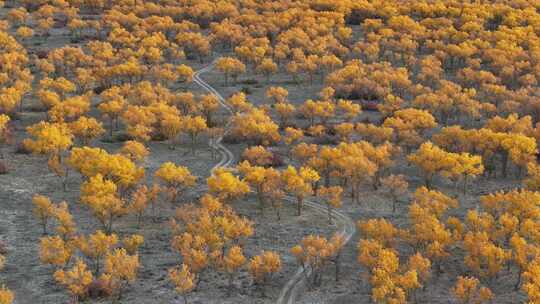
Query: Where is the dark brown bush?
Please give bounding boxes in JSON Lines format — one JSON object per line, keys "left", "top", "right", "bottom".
{"left": 14, "top": 142, "right": 32, "bottom": 155}
{"left": 0, "top": 240, "right": 8, "bottom": 255}
{"left": 36, "top": 50, "right": 48, "bottom": 59}
{"left": 0, "top": 161, "right": 8, "bottom": 175}
{"left": 313, "top": 134, "right": 339, "bottom": 145}
{"left": 222, "top": 133, "right": 243, "bottom": 144}
{"left": 270, "top": 152, "right": 285, "bottom": 167}
{"left": 360, "top": 100, "right": 380, "bottom": 112}
{"left": 87, "top": 278, "right": 112, "bottom": 299}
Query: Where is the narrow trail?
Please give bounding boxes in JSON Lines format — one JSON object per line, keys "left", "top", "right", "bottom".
{"left": 193, "top": 62, "right": 356, "bottom": 304}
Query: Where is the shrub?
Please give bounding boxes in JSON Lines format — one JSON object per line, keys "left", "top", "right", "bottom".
{"left": 87, "top": 278, "right": 113, "bottom": 299}
{"left": 0, "top": 162, "right": 8, "bottom": 175}
{"left": 14, "top": 142, "right": 31, "bottom": 154}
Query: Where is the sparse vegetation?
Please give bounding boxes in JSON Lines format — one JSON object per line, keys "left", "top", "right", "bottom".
{"left": 0, "top": 0, "right": 540, "bottom": 303}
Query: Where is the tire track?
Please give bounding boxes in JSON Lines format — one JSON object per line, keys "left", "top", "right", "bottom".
{"left": 193, "top": 62, "right": 235, "bottom": 172}
{"left": 193, "top": 61, "right": 356, "bottom": 304}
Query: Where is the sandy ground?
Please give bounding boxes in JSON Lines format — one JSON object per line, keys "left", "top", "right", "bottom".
{"left": 0, "top": 7, "right": 530, "bottom": 304}
{"left": 0, "top": 59, "right": 529, "bottom": 304}
{"left": 199, "top": 66, "right": 529, "bottom": 304}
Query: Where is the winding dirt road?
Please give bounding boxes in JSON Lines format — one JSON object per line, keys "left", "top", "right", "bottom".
{"left": 193, "top": 62, "right": 356, "bottom": 304}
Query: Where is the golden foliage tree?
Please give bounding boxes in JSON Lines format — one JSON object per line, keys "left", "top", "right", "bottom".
{"left": 80, "top": 174, "right": 126, "bottom": 234}
{"left": 452, "top": 276, "right": 493, "bottom": 304}
{"left": 169, "top": 264, "right": 195, "bottom": 304}
{"left": 154, "top": 162, "right": 197, "bottom": 203}
{"left": 216, "top": 57, "right": 246, "bottom": 85}
{"left": 248, "top": 251, "right": 281, "bottom": 296}
{"left": 207, "top": 168, "right": 250, "bottom": 203}
{"left": 281, "top": 166, "right": 320, "bottom": 216}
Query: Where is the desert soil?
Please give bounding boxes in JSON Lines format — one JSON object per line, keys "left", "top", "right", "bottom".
{"left": 0, "top": 9, "right": 529, "bottom": 303}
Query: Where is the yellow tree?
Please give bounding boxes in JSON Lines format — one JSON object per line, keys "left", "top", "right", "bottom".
{"left": 15, "top": 26, "right": 33, "bottom": 42}
{"left": 509, "top": 234, "right": 539, "bottom": 291}
{"left": 216, "top": 57, "right": 246, "bottom": 85}
{"left": 69, "top": 116, "right": 105, "bottom": 145}
{"left": 320, "top": 54, "right": 343, "bottom": 81}
{"left": 452, "top": 276, "right": 494, "bottom": 304}
{"left": 39, "top": 77, "right": 76, "bottom": 100}
{"left": 53, "top": 259, "right": 93, "bottom": 303}
{"left": 283, "top": 127, "right": 304, "bottom": 148}
{"left": 174, "top": 92, "right": 197, "bottom": 115}
{"left": 443, "top": 153, "right": 484, "bottom": 194}
{"left": 408, "top": 142, "right": 454, "bottom": 188}
{"left": 0, "top": 114, "right": 10, "bottom": 159}
{"left": 24, "top": 122, "right": 73, "bottom": 157}
{"left": 7, "top": 7, "right": 28, "bottom": 26}
{"left": 170, "top": 232, "right": 210, "bottom": 279}
{"left": 266, "top": 86, "right": 288, "bottom": 104}
{"left": 523, "top": 256, "right": 540, "bottom": 303}
{"left": 318, "top": 186, "right": 343, "bottom": 224}
{"left": 0, "top": 285, "right": 13, "bottom": 304}
{"left": 380, "top": 174, "right": 409, "bottom": 213}
{"left": 248, "top": 251, "right": 281, "bottom": 296}
{"left": 300, "top": 100, "right": 335, "bottom": 127}
{"left": 24, "top": 122, "right": 73, "bottom": 189}
{"left": 98, "top": 96, "right": 125, "bottom": 138}
{"left": 281, "top": 166, "right": 320, "bottom": 216}
{"left": 154, "top": 162, "right": 197, "bottom": 203}
{"left": 308, "top": 145, "right": 340, "bottom": 188}
{"left": 290, "top": 234, "right": 345, "bottom": 286}
{"left": 80, "top": 174, "right": 126, "bottom": 234}
{"left": 32, "top": 194, "right": 55, "bottom": 235}
{"left": 406, "top": 188, "right": 458, "bottom": 272}
{"left": 356, "top": 123, "right": 394, "bottom": 145}
{"left": 129, "top": 185, "right": 149, "bottom": 227}
{"left": 161, "top": 112, "right": 183, "bottom": 149}
{"left": 48, "top": 94, "right": 92, "bottom": 123}
{"left": 291, "top": 143, "right": 318, "bottom": 166}
{"left": 462, "top": 231, "right": 510, "bottom": 278}
{"left": 182, "top": 115, "right": 208, "bottom": 153}
{"left": 53, "top": 202, "right": 76, "bottom": 241}
{"left": 356, "top": 241, "right": 420, "bottom": 303}
{"left": 176, "top": 64, "right": 194, "bottom": 85}
{"left": 227, "top": 92, "right": 252, "bottom": 114}
{"left": 334, "top": 122, "right": 355, "bottom": 143}
{"left": 175, "top": 32, "right": 210, "bottom": 63}
{"left": 223, "top": 245, "right": 246, "bottom": 293}
{"left": 67, "top": 147, "right": 144, "bottom": 191}
{"left": 207, "top": 168, "right": 250, "bottom": 203}
{"left": 77, "top": 230, "right": 118, "bottom": 274}
{"left": 525, "top": 162, "right": 540, "bottom": 191}
{"left": 230, "top": 108, "right": 280, "bottom": 145}
{"left": 275, "top": 102, "right": 296, "bottom": 128}
{"left": 242, "top": 146, "right": 274, "bottom": 167}
{"left": 407, "top": 252, "right": 432, "bottom": 291}
{"left": 383, "top": 108, "right": 437, "bottom": 152}
{"left": 122, "top": 234, "right": 144, "bottom": 255}
{"left": 169, "top": 264, "right": 195, "bottom": 304}
{"left": 480, "top": 189, "right": 540, "bottom": 228}
{"left": 256, "top": 58, "right": 278, "bottom": 83}
{"left": 119, "top": 141, "right": 149, "bottom": 163}
{"left": 99, "top": 248, "right": 140, "bottom": 300}
{"left": 337, "top": 99, "right": 362, "bottom": 121}
{"left": 335, "top": 145, "right": 378, "bottom": 203}
{"left": 358, "top": 218, "right": 401, "bottom": 247}
{"left": 199, "top": 94, "right": 219, "bottom": 126}
{"left": 40, "top": 235, "right": 73, "bottom": 267}
{"left": 238, "top": 161, "right": 280, "bottom": 213}
{"left": 121, "top": 105, "right": 157, "bottom": 142}
{"left": 499, "top": 133, "right": 537, "bottom": 177}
